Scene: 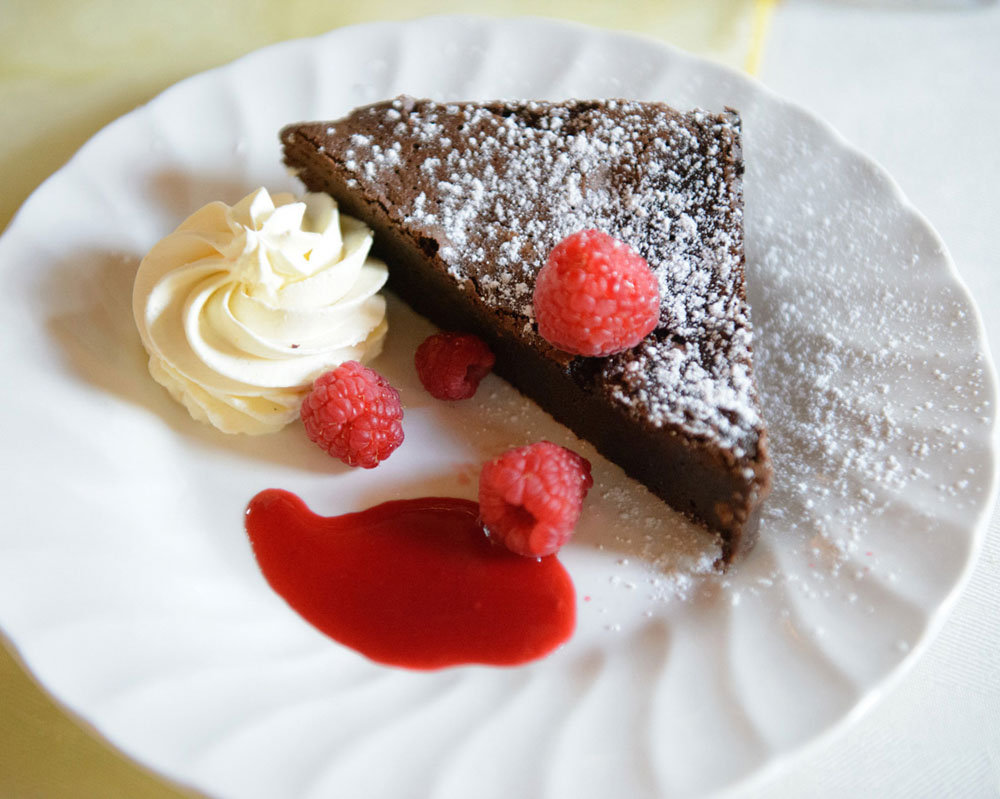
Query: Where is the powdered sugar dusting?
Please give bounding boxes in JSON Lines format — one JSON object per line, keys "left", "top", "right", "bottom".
{"left": 738, "top": 135, "right": 994, "bottom": 604}
{"left": 293, "top": 98, "right": 763, "bottom": 453}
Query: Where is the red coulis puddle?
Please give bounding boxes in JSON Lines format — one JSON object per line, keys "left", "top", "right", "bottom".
{"left": 245, "top": 489, "right": 576, "bottom": 669}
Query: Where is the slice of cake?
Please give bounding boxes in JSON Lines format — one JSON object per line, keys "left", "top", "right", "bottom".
{"left": 280, "top": 97, "right": 771, "bottom": 564}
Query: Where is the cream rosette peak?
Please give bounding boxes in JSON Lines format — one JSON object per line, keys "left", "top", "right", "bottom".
{"left": 133, "top": 187, "right": 389, "bottom": 435}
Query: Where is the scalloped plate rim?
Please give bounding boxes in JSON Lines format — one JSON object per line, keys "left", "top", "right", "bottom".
{"left": 0, "top": 14, "right": 997, "bottom": 799}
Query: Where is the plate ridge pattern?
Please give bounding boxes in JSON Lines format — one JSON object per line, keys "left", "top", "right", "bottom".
{"left": 0, "top": 15, "right": 996, "bottom": 799}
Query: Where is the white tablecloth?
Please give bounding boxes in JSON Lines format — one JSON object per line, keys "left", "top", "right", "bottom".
{"left": 755, "top": 3, "right": 1000, "bottom": 796}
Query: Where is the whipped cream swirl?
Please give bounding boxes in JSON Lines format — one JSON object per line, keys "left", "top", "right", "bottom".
{"left": 133, "top": 187, "right": 388, "bottom": 434}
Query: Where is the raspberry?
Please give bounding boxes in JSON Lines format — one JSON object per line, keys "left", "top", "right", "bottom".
{"left": 415, "top": 331, "right": 495, "bottom": 400}
{"left": 533, "top": 229, "right": 660, "bottom": 357}
{"left": 301, "top": 361, "right": 404, "bottom": 468}
{"left": 478, "top": 441, "right": 593, "bottom": 557}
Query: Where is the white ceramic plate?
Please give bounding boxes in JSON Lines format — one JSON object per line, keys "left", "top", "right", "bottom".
{"left": 0, "top": 16, "right": 996, "bottom": 799}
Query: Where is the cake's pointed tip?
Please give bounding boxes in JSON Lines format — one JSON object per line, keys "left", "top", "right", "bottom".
{"left": 280, "top": 121, "right": 331, "bottom": 145}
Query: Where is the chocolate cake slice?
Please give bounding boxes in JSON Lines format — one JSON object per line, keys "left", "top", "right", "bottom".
{"left": 281, "top": 97, "right": 771, "bottom": 564}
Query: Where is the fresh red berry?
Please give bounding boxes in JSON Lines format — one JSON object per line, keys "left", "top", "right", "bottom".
{"left": 301, "top": 361, "right": 404, "bottom": 468}
{"left": 533, "top": 229, "right": 660, "bottom": 357}
{"left": 415, "top": 331, "right": 495, "bottom": 400}
{"left": 478, "top": 441, "right": 593, "bottom": 557}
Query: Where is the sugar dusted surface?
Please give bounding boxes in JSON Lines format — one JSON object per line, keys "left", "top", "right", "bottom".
{"left": 298, "top": 98, "right": 763, "bottom": 453}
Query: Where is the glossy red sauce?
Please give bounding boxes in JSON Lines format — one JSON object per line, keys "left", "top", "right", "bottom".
{"left": 245, "top": 489, "right": 575, "bottom": 669}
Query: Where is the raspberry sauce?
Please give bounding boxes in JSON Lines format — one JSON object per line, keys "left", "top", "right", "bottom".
{"left": 245, "top": 489, "right": 575, "bottom": 669}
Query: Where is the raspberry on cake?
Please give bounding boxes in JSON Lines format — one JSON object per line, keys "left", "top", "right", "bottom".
{"left": 281, "top": 97, "right": 772, "bottom": 564}
{"left": 534, "top": 229, "right": 660, "bottom": 357}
